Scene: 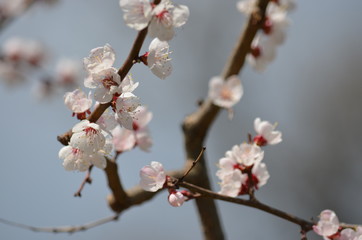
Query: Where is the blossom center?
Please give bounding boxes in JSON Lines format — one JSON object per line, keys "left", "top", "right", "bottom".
{"left": 220, "top": 87, "right": 232, "bottom": 100}
{"left": 102, "top": 76, "right": 118, "bottom": 90}
{"left": 156, "top": 10, "right": 172, "bottom": 27}
{"left": 84, "top": 127, "right": 98, "bottom": 135}
{"left": 253, "top": 135, "right": 267, "bottom": 146}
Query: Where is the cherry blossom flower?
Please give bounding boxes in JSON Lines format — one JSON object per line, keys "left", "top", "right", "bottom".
{"left": 55, "top": 58, "right": 82, "bottom": 87}
{"left": 91, "top": 67, "right": 122, "bottom": 103}
{"left": 96, "top": 108, "right": 118, "bottom": 133}
{"left": 112, "top": 126, "right": 136, "bottom": 153}
{"left": 115, "top": 92, "right": 141, "bottom": 130}
{"left": 139, "top": 161, "right": 166, "bottom": 192}
{"left": 168, "top": 190, "right": 186, "bottom": 207}
{"left": 112, "top": 106, "right": 153, "bottom": 152}
{"left": 246, "top": 34, "right": 277, "bottom": 72}
{"left": 58, "top": 146, "right": 107, "bottom": 171}
{"left": 208, "top": 75, "right": 243, "bottom": 109}
{"left": 64, "top": 89, "right": 92, "bottom": 120}
{"left": 251, "top": 161, "right": 269, "bottom": 189}
{"left": 119, "top": 0, "right": 152, "bottom": 30}
{"left": 218, "top": 170, "right": 247, "bottom": 197}
{"left": 264, "top": 5, "right": 289, "bottom": 45}
{"left": 253, "top": 117, "right": 282, "bottom": 146}
{"left": 83, "top": 44, "right": 115, "bottom": 74}
{"left": 148, "top": 0, "right": 190, "bottom": 41}
{"left": 146, "top": 38, "right": 172, "bottom": 79}
{"left": 313, "top": 210, "right": 340, "bottom": 238}
{"left": 232, "top": 143, "right": 264, "bottom": 167}
{"left": 69, "top": 120, "right": 107, "bottom": 153}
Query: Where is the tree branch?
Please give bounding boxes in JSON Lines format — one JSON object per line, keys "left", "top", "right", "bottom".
{"left": 179, "top": 181, "right": 315, "bottom": 232}
{"left": 0, "top": 214, "right": 119, "bottom": 233}
{"left": 57, "top": 27, "right": 148, "bottom": 146}
{"left": 181, "top": 1, "right": 270, "bottom": 239}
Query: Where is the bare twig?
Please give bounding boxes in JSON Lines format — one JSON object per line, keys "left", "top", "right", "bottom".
{"left": 74, "top": 165, "right": 93, "bottom": 197}
{"left": 177, "top": 147, "right": 206, "bottom": 184}
{"left": 0, "top": 214, "right": 119, "bottom": 233}
{"left": 179, "top": 181, "right": 315, "bottom": 233}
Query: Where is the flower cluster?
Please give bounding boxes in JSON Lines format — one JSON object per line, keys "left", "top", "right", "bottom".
{"left": 314, "top": 210, "right": 362, "bottom": 240}
{"left": 58, "top": 120, "right": 111, "bottom": 171}
{"left": 120, "top": 0, "right": 189, "bottom": 79}
{"left": 237, "top": 0, "right": 294, "bottom": 71}
{"left": 216, "top": 118, "right": 281, "bottom": 197}
{"left": 59, "top": 42, "right": 155, "bottom": 171}
{"left": 120, "top": 0, "right": 189, "bottom": 41}
{"left": 139, "top": 161, "right": 192, "bottom": 207}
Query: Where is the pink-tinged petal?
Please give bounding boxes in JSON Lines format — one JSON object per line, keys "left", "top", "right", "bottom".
{"left": 139, "top": 161, "right": 166, "bottom": 192}
{"left": 112, "top": 126, "right": 136, "bottom": 152}
{"left": 313, "top": 210, "right": 340, "bottom": 237}
{"left": 218, "top": 170, "right": 246, "bottom": 197}
{"left": 168, "top": 191, "right": 185, "bottom": 207}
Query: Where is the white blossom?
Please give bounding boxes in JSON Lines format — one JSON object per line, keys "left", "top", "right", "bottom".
{"left": 148, "top": 0, "right": 189, "bottom": 41}
{"left": 91, "top": 67, "right": 122, "bottom": 103}
{"left": 218, "top": 170, "right": 246, "bottom": 197}
{"left": 58, "top": 146, "right": 107, "bottom": 171}
{"left": 70, "top": 120, "right": 106, "bottom": 153}
{"left": 115, "top": 92, "right": 141, "bottom": 130}
{"left": 313, "top": 210, "right": 340, "bottom": 238}
{"left": 247, "top": 34, "right": 277, "bottom": 72}
{"left": 97, "top": 108, "right": 118, "bottom": 133}
{"left": 252, "top": 161, "right": 270, "bottom": 189}
{"left": 83, "top": 44, "right": 115, "bottom": 74}
{"left": 265, "top": 5, "right": 289, "bottom": 45}
{"left": 254, "top": 117, "right": 282, "bottom": 146}
{"left": 168, "top": 190, "right": 186, "bottom": 207}
{"left": 147, "top": 38, "right": 172, "bottom": 79}
{"left": 139, "top": 161, "right": 166, "bottom": 192}
{"left": 112, "top": 126, "right": 136, "bottom": 153}
{"left": 208, "top": 75, "right": 243, "bottom": 109}
{"left": 232, "top": 143, "right": 264, "bottom": 167}
{"left": 64, "top": 89, "right": 92, "bottom": 118}
{"left": 119, "top": 0, "right": 152, "bottom": 30}
{"left": 55, "top": 58, "right": 82, "bottom": 87}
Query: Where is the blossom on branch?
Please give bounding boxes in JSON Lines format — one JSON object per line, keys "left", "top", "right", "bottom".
{"left": 119, "top": 0, "right": 152, "bottom": 31}
{"left": 168, "top": 190, "right": 186, "bottom": 207}
{"left": 144, "top": 38, "right": 172, "bottom": 79}
{"left": 83, "top": 44, "right": 115, "bottom": 74}
{"left": 115, "top": 92, "right": 141, "bottom": 130}
{"left": 216, "top": 142, "right": 269, "bottom": 197}
{"left": 64, "top": 89, "right": 92, "bottom": 120}
{"left": 70, "top": 120, "right": 107, "bottom": 154}
{"left": 58, "top": 146, "right": 107, "bottom": 171}
{"left": 313, "top": 210, "right": 340, "bottom": 238}
{"left": 253, "top": 118, "right": 282, "bottom": 146}
{"left": 208, "top": 75, "right": 243, "bottom": 110}
{"left": 148, "top": 0, "right": 190, "bottom": 41}
{"left": 139, "top": 161, "right": 166, "bottom": 192}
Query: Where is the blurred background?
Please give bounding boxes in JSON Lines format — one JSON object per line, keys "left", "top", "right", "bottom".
{"left": 0, "top": 0, "right": 362, "bottom": 239}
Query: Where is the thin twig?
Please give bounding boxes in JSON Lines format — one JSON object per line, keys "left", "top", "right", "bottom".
{"left": 0, "top": 214, "right": 119, "bottom": 233}
{"left": 74, "top": 165, "right": 94, "bottom": 197}
{"left": 179, "top": 181, "right": 315, "bottom": 232}
{"left": 177, "top": 147, "right": 206, "bottom": 184}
